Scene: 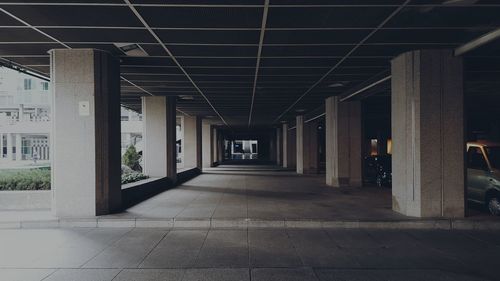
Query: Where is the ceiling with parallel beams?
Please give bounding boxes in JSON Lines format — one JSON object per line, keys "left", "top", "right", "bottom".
{"left": 0, "top": 0, "right": 499, "bottom": 126}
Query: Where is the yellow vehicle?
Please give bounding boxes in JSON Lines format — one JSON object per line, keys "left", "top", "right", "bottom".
{"left": 467, "top": 141, "right": 500, "bottom": 215}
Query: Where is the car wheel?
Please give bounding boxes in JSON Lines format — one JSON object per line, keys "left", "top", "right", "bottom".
{"left": 487, "top": 197, "right": 500, "bottom": 216}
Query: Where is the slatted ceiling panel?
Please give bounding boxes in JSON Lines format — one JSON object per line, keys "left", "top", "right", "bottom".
{"left": 135, "top": 6, "right": 263, "bottom": 28}
{"left": 154, "top": 30, "right": 260, "bottom": 44}
{"left": 266, "top": 6, "right": 396, "bottom": 28}
{"left": 0, "top": 1, "right": 498, "bottom": 126}
{"left": 264, "top": 30, "right": 369, "bottom": 44}
{"left": 0, "top": 28, "right": 53, "bottom": 42}
{"left": 386, "top": 6, "right": 500, "bottom": 28}
{"left": 39, "top": 28, "right": 157, "bottom": 43}
{"left": 0, "top": 5, "right": 143, "bottom": 27}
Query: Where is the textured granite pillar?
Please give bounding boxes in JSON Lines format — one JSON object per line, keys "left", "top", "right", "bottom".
{"left": 325, "top": 96, "right": 362, "bottom": 187}
{"left": 50, "top": 49, "right": 121, "bottom": 217}
{"left": 391, "top": 49, "right": 464, "bottom": 218}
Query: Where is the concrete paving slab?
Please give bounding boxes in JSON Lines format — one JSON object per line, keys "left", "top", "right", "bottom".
{"left": 113, "top": 269, "right": 184, "bottom": 281}
{"left": 251, "top": 268, "right": 319, "bottom": 281}
{"left": 43, "top": 269, "right": 120, "bottom": 281}
{"left": 183, "top": 269, "right": 250, "bottom": 281}
{"left": 0, "top": 269, "right": 55, "bottom": 281}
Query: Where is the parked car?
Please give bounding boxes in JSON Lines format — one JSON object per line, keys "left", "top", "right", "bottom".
{"left": 467, "top": 141, "right": 500, "bottom": 215}
{"left": 364, "top": 155, "right": 392, "bottom": 187}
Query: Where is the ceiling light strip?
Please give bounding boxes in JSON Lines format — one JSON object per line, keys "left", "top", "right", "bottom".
{"left": 272, "top": 0, "right": 411, "bottom": 123}
{"left": 123, "top": 0, "right": 227, "bottom": 125}
{"left": 248, "top": 0, "right": 269, "bottom": 126}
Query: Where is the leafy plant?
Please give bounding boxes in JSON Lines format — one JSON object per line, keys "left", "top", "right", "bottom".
{"left": 0, "top": 168, "right": 51, "bottom": 191}
{"left": 122, "top": 145, "right": 142, "bottom": 172}
{"left": 121, "top": 172, "right": 148, "bottom": 184}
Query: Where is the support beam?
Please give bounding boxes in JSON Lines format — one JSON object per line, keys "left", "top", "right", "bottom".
{"left": 282, "top": 124, "right": 288, "bottom": 168}
{"left": 276, "top": 127, "right": 282, "bottom": 166}
{"left": 391, "top": 49, "right": 464, "bottom": 218}
{"left": 202, "top": 120, "right": 213, "bottom": 168}
{"left": 325, "top": 96, "right": 362, "bottom": 187}
{"left": 51, "top": 49, "right": 121, "bottom": 217}
{"left": 142, "top": 96, "right": 177, "bottom": 182}
{"left": 454, "top": 28, "right": 500, "bottom": 56}
{"left": 183, "top": 115, "right": 202, "bottom": 170}
{"left": 165, "top": 97, "right": 177, "bottom": 182}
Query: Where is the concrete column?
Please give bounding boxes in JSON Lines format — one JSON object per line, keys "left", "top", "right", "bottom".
{"left": 288, "top": 128, "right": 296, "bottom": 168}
{"left": 217, "top": 130, "right": 224, "bottom": 163}
{"left": 0, "top": 133, "right": 3, "bottom": 158}
{"left": 276, "top": 128, "right": 282, "bottom": 166}
{"left": 183, "top": 115, "right": 202, "bottom": 170}
{"left": 142, "top": 96, "right": 177, "bottom": 181}
{"left": 50, "top": 49, "right": 121, "bottom": 217}
{"left": 391, "top": 49, "right": 464, "bottom": 218}
{"left": 282, "top": 124, "right": 288, "bottom": 168}
{"left": 142, "top": 96, "right": 167, "bottom": 178}
{"left": 165, "top": 97, "right": 177, "bottom": 182}
{"left": 325, "top": 96, "right": 362, "bottom": 187}
{"left": 6, "top": 133, "right": 13, "bottom": 160}
{"left": 15, "top": 134, "right": 22, "bottom": 161}
{"left": 212, "top": 128, "right": 218, "bottom": 165}
{"left": 305, "top": 120, "right": 319, "bottom": 174}
{"left": 296, "top": 115, "right": 306, "bottom": 174}
{"left": 202, "top": 121, "right": 213, "bottom": 168}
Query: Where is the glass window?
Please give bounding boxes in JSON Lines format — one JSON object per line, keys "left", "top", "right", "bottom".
{"left": 41, "top": 82, "right": 49, "bottom": 91}
{"left": 485, "top": 147, "right": 500, "bottom": 170}
{"left": 24, "top": 78, "right": 32, "bottom": 90}
{"left": 468, "top": 147, "right": 489, "bottom": 171}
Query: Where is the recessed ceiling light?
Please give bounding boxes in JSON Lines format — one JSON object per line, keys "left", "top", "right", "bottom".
{"left": 327, "top": 82, "right": 344, "bottom": 88}
{"left": 114, "top": 43, "right": 148, "bottom": 57}
{"left": 178, "top": 95, "right": 194, "bottom": 100}
{"left": 205, "top": 115, "right": 215, "bottom": 118}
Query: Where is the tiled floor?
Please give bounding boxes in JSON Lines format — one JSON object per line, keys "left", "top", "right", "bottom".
{"left": 118, "top": 166, "right": 405, "bottom": 221}
{"left": 0, "top": 227, "right": 499, "bottom": 280}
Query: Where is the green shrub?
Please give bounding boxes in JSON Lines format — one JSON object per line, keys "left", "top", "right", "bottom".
{"left": 0, "top": 168, "right": 51, "bottom": 191}
{"left": 121, "top": 172, "right": 148, "bottom": 184}
{"left": 122, "top": 145, "right": 142, "bottom": 171}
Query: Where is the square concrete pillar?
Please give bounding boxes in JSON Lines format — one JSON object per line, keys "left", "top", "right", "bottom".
{"left": 288, "top": 126, "right": 297, "bottom": 168}
{"left": 325, "top": 96, "right": 362, "bottom": 187}
{"left": 183, "top": 115, "right": 202, "bottom": 170}
{"left": 142, "top": 96, "right": 177, "bottom": 182}
{"left": 0, "top": 133, "right": 3, "bottom": 158}
{"left": 276, "top": 127, "right": 282, "bottom": 166}
{"left": 391, "top": 49, "right": 464, "bottom": 218}
{"left": 296, "top": 116, "right": 318, "bottom": 174}
{"left": 282, "top": 124, "right": 288, "bottom": 168}
{"left": 296, "top": 115, "right": 305, "bottom": 174}
{"left": 50, "top": 49, "right": 121, "bottom": 217}
{"left": 202, "top": 120, "right": 214, "bottom": 168}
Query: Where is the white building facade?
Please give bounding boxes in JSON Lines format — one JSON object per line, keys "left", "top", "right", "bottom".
{"left": 0, "top": 67, "right": 51, "bottom": 163}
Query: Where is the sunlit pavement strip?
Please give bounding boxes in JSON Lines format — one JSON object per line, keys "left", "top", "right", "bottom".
{"left": 0, "top": 228, "right": 499, "bottom": 281}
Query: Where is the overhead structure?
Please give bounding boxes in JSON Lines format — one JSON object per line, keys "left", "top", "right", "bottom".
{"left": 0, "top": 1, "right": 498, "bottom": 125}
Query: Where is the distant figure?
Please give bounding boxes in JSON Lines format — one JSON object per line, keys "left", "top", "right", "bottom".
{"left": 32, "top": 151, "right": 39, "bottom": 165}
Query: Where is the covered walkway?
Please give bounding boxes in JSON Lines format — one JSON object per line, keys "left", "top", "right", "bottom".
{"left": 120, "top": 165, "right": 400, "bottom": 222}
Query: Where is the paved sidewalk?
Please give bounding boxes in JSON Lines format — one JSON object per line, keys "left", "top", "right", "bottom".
{"left": 1, "top": 166, "right": 499, "bottom": 229}
{"left": 0, "top": 228, "right": 498, "bottom": 280}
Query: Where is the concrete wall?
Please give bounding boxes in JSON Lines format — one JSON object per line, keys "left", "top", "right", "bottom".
{"left": 0, "top": 191, "right": 51, "bottom": 210}
{"left": 391, "top": 49, "right": 464, "bottom": 218}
